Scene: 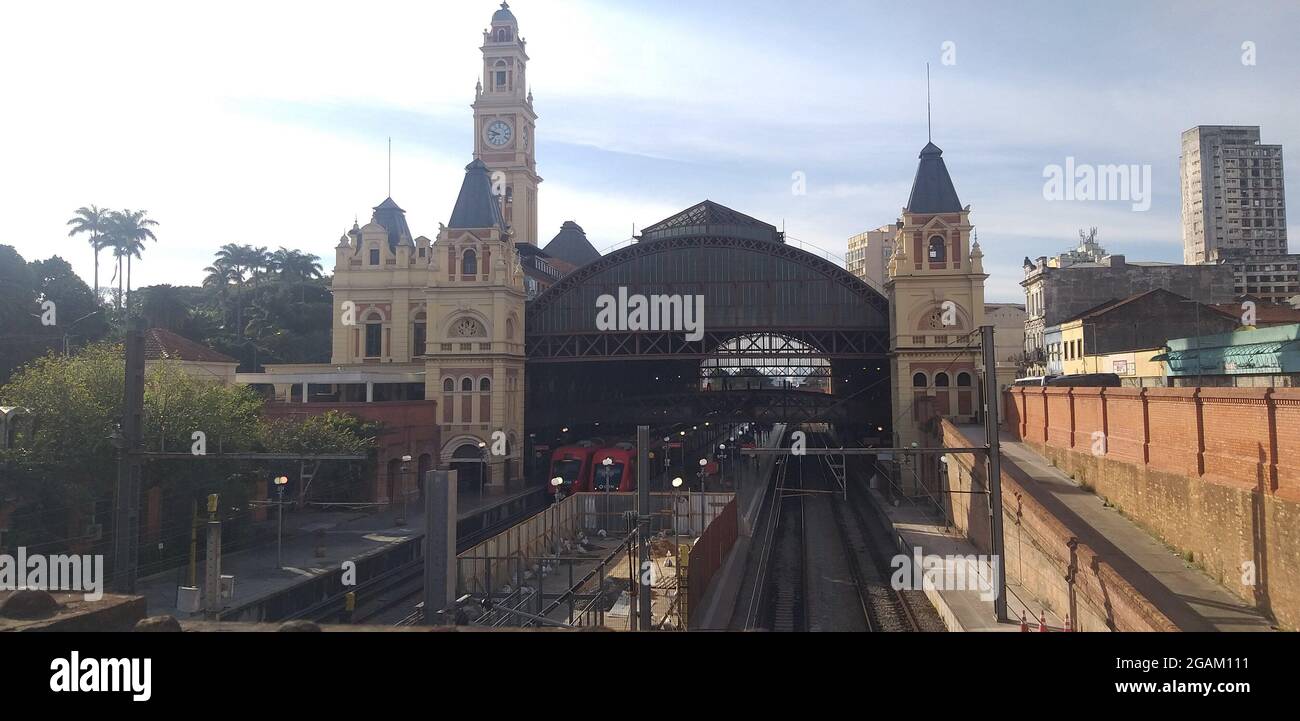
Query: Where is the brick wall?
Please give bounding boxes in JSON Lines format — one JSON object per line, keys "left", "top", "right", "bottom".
{"left": 263, "top": 400, "right": 441, "bottom": 502}
{"left": 940, "top": 420, "right": 1177, "bottom": 632}
{"left": 1004, "top": 386, "right": 1300, "bottom": 630}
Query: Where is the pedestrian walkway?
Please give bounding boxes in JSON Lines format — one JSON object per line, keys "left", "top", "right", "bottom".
{"left": 138, "top": 481, "right": 543, "bottom": 618}
{"left": 942, "top": 424, "right": 1272, "bottom": 632}
{"left": 995, "top": 434, "right": 1271, "bottom": 632}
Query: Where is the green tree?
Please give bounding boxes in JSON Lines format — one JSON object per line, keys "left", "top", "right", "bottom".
{"left": 66, "top": 205, "right": 111, "bottom": 301}
{"left": 104, "top": 209, "right": 159, "bottom": 317}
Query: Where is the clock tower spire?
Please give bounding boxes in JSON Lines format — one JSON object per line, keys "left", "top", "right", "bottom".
{"left": 472, "top": 2, "right": 541, "bottom": 245}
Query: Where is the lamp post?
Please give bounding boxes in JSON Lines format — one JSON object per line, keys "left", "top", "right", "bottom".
{"left": 477, "top": 441, "right": 488, "bottom": 500}
{"left": 717, "top": 443, "right": 727, "bottom": 489}
{"left": 396, "top": 454, "right": 412, "bottom": 526}
{"left": 671, "top": 476, "right": 684, "bottom": 592}
{"left": 273, "top": 475, "right": 289, "bottom": 569}
{"left": 662, "top": 436, "right": 672, "bottom": 485}
{"left": 601, "top": 456, "right": 613, "bottom": 533}
{"left": 551, "top": 476, "right": 566, "bottom": 502}
{"left": 62, "top": 309, "right": 101, "bottom": 357}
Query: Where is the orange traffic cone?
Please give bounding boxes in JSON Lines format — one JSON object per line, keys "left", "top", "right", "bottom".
{"left": 1019, "top": 611, "right": 1028, "bottom": 632}
{"left": 1064, "top": 614, "right": 1073, "bottom": 632}
{"left": 1038, "top": 611, "right": 1048, "bottom": 632}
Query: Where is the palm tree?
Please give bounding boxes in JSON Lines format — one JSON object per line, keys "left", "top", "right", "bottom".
{"left": 202, "top": 260, "right": 237, "bottom": 327}
{"left": 270, "top": 247, "right": 323, "bottom": 301}
{"left": 104, "top": 209, "right": 159, "bottom": 318}
{"left": 66, "top": 205, "right": 110, "bottom": 301}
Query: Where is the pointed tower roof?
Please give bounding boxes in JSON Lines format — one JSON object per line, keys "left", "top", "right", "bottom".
{"left": 542, "top": 221, "right": 601, "bottom": 267}
{"left": 905, "top": 142, "right": 963, "bottom": 214}
{"left": 448, "top": 159, "right": 507, "bottom": 232}
{"left": 370, "top": 197, "right": 412, "bottom": 250}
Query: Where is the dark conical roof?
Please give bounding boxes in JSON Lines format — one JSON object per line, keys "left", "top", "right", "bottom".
{"left": 370, "top": 197, "right": 412, "bottom": 250}
{"left": 448, "top": 159, "right": 507, "bottom": 232}
{"left": 905, "top": 142, "right": 963, "bottom": 214}
{"left": 542, "top": 221, "right": 601, "bottom": 266}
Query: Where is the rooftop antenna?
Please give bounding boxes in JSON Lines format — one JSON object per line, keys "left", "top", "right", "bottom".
{"left": 387, "top": 137, "right": 392, "bottom": 198}
{"left": 926, "top": 63, "right": 932, "bottom": 143}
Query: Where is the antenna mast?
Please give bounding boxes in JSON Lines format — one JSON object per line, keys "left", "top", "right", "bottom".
{"left": 926, "top": 63, "right": 932, "bottom": 143}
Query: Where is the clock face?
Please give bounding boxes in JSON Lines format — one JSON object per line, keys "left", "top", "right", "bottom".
{"left": 486, "top": 120, "right": 513, "bottom": 147}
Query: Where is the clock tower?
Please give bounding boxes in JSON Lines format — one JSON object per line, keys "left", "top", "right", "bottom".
{"left": 472, "top": 2, "right": 541, "bottom": 245}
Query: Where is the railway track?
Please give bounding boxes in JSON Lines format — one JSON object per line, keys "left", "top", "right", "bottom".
{"left": 740, "top": 432, "right": 806, "bottom": 631}
{"left": 743, "top": 428, "right": 930, "bottom": 632}
{"left": 824, "top": 447, "right": 923, "bottom": 632}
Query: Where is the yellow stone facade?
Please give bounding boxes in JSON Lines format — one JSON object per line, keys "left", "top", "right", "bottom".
{"left": 886, "top": 143, "right": 987, "bottom": 471}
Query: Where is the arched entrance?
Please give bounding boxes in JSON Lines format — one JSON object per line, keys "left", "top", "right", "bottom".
{"left": 450, "top": 442, "right": 485, "bottom": 490}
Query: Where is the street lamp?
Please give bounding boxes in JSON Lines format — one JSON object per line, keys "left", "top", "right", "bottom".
{"left": 396, "top": 455, "right": 412, "bottom": 526}
{"left": 671, "top": 477, "right": 684, "bottom": 583}
{"left": 698, "top": 457, "right": 708, "bottom": 494}
{"left": 273, "top": 475, "right": 289, "bottom": 569}
{"left": 551, "top": 476, "right": 566, "bottom": 502}
{"left": 662, "top": 436, "right": 671, "bottom": 481}
{"left": 717, "top": 443, "right": 727, "bottom": 489}
{"left": 601, "top": 457, "right": 614, "bottom": 533}
{"left": 477, "top": 441, "right": 488, "bottom": 500}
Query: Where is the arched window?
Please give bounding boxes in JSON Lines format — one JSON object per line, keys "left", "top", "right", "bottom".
{"left": 935, "top": 372, "right": 950, "bottom": 387}
{"left": 462, "top": 249, "right": 477, "bottom": 276}
{"left": 461, "top": 378, "right": 473, "bottom": 392}
{"left": 480, "top": 378, "right": 491, "bottom": 392}
{"left": 443, "top": 378, "right": 454, "bottom": 392}
{"left": 957, "top": 372, "right": 972, "bottom": 387}
{"left": 912, "top": 372, "right": 928, "bottom": 388}
{"left": 927, "top": 235, "right": 947, "bottom": 263}
{"left": 505, "top": 317, "right": 515, "bottom": 340}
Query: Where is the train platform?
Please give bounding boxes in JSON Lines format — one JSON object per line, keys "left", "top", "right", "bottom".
{"left": 136, "top": 481, "right": 545, "bottom": 618}
{"left": 864, "top": 488, "right": 1050, "bottom": 632}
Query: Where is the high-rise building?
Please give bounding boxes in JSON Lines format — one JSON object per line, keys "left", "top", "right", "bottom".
{"left": 845, "top": 224, "right": 895, "bottom": 291}
{"left": 1181, "top": 125, "right": 1288, "bottom": 265}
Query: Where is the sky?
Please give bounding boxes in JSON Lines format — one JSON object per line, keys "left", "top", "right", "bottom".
{"left": 2, "top": 0, "right": 1298, "bottom": 303}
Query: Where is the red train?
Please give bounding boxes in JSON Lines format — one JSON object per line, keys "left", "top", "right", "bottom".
{"left": 582, "top": 442, "right": 637, "bottom": 492}
{"left": 548, "top": 442, "right": 597, "bottom": 496}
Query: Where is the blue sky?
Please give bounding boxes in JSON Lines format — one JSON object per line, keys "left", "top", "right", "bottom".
{"left": 2, "top": 0, "right": 1297, "bottom": 301}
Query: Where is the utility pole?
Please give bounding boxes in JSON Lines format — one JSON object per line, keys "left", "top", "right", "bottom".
{"left": 422, "top": 469, "right": 457, "bottom": 625}
{"left": 111, "top": 318, "right": 145, "bottom": 593}
{"left": 203, "top": 493, "right": 222, "bottom": 617}
{"left": 636, "top": 425, "right": 652, "bottom": 631}
{"left": 981, "top": 325, "right": 1008, "bottom": 623}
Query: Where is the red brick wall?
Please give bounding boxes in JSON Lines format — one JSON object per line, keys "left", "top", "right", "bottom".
{"left": 941, "top": 420, "right": 1177, "bottom": 632}
{"left": 1003, "top": 386, "right": 1300, "bottom": 630}
{"left": 263, "top": 400, "right": 441, "bottom": 503}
